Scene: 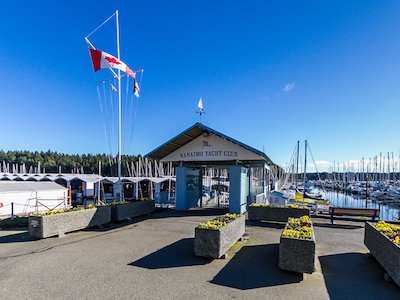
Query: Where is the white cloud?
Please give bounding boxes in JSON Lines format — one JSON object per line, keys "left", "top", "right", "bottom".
{"left": 282, "top": 82, "right": 296, "bottom": 92}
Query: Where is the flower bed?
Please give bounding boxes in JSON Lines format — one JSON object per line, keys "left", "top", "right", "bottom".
{"left": 364, "top": 221, "right": 400, "bottom": 287}
{"left": 279, "top": 216, "right": 316, "bottom": 274}
{"left": 372, "top": 221, "right": 400, "bottom": 245}
{"left": 111, "top": 200, "right": 155, "bottom": 222}
{"left": 248, "top": 203, "right": 310, "bottom": 223}
{"left": 28, "top": 205, "right": 111, "bottom": 238}
{"left": 194, "top": 214, "right": 245, "bottom": 258}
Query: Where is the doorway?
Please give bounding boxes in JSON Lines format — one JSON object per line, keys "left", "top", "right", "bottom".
{"left": 200, "top": 167, "right": 230, "bottom": 208}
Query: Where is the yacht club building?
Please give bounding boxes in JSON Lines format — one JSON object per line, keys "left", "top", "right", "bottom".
{"left": 146, "top": 123, "right": 274, "bottom": 213}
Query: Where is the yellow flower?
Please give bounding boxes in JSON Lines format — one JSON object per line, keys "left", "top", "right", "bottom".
{"left": 374, "top": 221, "right": 400, "bottom": 244}
{"left": 283, "top": 216, "right": 313, "bottom": 239}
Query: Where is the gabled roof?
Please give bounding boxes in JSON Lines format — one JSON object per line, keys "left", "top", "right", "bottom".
{"left": 145, "top": 122, "right": 273, "bottom": 165}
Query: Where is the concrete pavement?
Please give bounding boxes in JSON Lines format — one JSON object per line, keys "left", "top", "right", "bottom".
{"left": 0, "top": 209, "right": 399, "bottom": 299}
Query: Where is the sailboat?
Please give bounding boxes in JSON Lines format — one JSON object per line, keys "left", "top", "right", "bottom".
{"left": 293, "top": 140, "right": 329, "bottom": 205}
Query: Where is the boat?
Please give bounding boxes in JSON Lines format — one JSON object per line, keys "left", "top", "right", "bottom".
{"left": 292, "top": 140, "right": 329, "bottom": 205}
{"left": 269, "top": 190, "right": 289, "bottom": 206}
{"left": 294, "top": 191, "right": 329, "bottom": 204}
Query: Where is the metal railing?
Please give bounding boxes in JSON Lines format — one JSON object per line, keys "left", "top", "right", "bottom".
{"left": 0, "top": 194, "right": 68, "bottom": 220}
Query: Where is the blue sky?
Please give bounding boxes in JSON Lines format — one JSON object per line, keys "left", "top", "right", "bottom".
{"left": 1, "top": 1, "right": 400, "bottom": 171}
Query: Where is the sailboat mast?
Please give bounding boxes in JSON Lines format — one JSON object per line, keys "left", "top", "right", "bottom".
{"left": 116, "top": 10, "right": 122, "bottom": 202}
{"left": 295, "top": 140, "right": 300, "bottom": 190}
{"left": 387, "top": 152, "right": 390, "bottom": 182}
{"left": 303, "top": 140, "right": 307, "bottom": 197}
{"left": 379, "top": 152, "right": 382, "bottom": 182}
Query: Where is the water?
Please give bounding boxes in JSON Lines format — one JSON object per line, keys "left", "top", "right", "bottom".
{"left": 315, "top": 188, "right": 400, "bottom": 221}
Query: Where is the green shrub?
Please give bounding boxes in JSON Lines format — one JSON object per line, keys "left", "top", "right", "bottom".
{"left": 0, "top": 216, "right": 28, "bottom": 229}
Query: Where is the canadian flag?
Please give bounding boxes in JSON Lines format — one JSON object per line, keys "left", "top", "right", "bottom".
{"left": 89, "top": 49, "right": 136, "bottom": 77}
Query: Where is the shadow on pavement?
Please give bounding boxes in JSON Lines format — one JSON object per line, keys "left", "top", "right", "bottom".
{"left": 319, "top": 252, "right": 400, "bottom": 299}
{"left": 149, "top": 208, "right": 229, "bottom": 219}
{"left": 211, "top": 244, "right": 302, "bottom": 290}
{"left": 0, "top": 231, "right": 34, "bottom": 244}
{"left": 129, "top": 238, "right": 212, "bottom": 269}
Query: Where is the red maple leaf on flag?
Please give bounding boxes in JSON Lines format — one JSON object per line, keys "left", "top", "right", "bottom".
{"left": 104, "top": 56, "right": 121, "bottom": 65}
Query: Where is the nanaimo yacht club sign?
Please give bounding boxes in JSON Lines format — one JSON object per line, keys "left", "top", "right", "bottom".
{"left": 160, "top": 133, "right": 265, "bottom": 162}
{"left": 179, "top": 150, "right": 238, "bottom": 159}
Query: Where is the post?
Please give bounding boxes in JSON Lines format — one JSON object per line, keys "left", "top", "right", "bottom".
{"left": 155, "top": 183, "right": 161, "bottom": 203}
{"left": 36, "top": 191, "right": 38, "bottom": 214}
{"left": 116, "top": 9, "right": 122, "bottom": 202}
{"left": 217, "top": 169, "right": 220, "bottom": 207}
{"left": 98, "top": 160, "right": 101, "bottom": 205}
{"left": 11, "top": 202, "right": 14, "bottom": 221}
{"left": 68, "top": 186, "right": 72, "bottom": 206}
{"left": 229, "top": 165, "right": 248, "bottom": 214}
{"left": 168, "top": 162, "right": 172, "bottom": 205}
{"left": 175, "top": 165, "right": 188, "bottom": 210}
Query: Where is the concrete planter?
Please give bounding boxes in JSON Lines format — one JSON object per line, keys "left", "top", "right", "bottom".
{"left": 248, "top": 206, "right": 310, "bottom": 223}
{"left": 279, "top": 221, "right": 316, "bottom": 274}
{"left": 194, "top": 215, "right": 245, "bottom": 258}
{"left": 111, "top": 201, "right": 155, "bottom": 222}
{"left": 364, "top": 222, "right": 400, "bottom": 287}
{"left": 28, "top": 206, "right": 111, "bottom": 238}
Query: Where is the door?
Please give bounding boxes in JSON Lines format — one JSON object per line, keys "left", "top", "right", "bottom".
{"left": 186, "top": 168, "right": 202, "bottom": 209}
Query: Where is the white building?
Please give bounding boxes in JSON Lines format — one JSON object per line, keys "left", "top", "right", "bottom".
{"left": 0, "top": 181, "right": 68, "bottom": 217}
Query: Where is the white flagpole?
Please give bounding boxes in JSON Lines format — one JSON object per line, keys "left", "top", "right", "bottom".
{"left": 116, "top": 9, "right": 122, "bottom": 202}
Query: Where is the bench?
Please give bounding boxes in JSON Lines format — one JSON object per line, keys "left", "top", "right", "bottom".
{"left": 329, "top": 207, "right": 380, "bottom": 224}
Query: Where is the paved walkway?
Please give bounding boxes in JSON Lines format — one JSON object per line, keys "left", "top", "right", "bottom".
{"left": 0, "top": 209, "right": 399, "bottom": 299}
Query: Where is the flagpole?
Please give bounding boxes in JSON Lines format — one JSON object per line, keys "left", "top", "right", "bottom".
{"left": 116, "top": 9, "right": 122, "bottom": 202}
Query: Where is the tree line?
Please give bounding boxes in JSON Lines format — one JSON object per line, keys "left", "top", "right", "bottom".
{"left": 0, "top": 150, "right": 140, "bottom": 176}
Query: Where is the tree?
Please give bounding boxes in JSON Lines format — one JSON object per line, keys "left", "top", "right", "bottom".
{"left": 0, "top": 150, "right": 139, "bottom": 176}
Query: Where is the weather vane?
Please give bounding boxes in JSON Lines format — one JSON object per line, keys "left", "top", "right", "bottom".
{"left": 196, "top": 97, "right": 205, "bottom": 122}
